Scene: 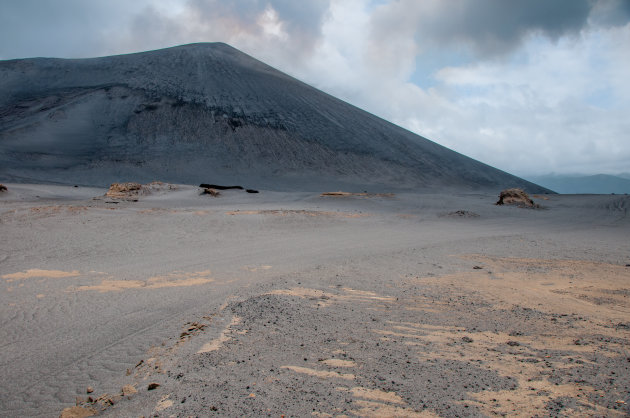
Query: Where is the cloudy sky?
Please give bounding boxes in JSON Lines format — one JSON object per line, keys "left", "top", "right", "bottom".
{"left": 1, "top": 0, "right": 629, "bottom": 177}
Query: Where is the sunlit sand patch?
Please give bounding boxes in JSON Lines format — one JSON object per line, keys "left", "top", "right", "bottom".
{"left": 351, "top": 400, "right": 436, "bottom": 417}
{"left": 376, "top": 322, "right": 614, "bottom": 416}
{"left": 2, "top": 269, "right": 80, "bottom": 282}
{"left": 434, "top": 255, "right": 630, "bottom": 321}
{"left": 339, "top": 287, "right": 396, "bottom": 302}
{"left": 388, "top": 255, "right": 630, "bottom": 416}
{"left": 311, "top": 412, "right": 334, "bottom": 417}
{"left": 322, "top": 359, "right": 356, "bottom": 368}
{"left": 146, "top": 270, "right": 214, "bottom": 288}
{"left": 154, "top": 395, "right": 173, "bottom": 412}
{"left": 467, "top": 379, "right": 619, "bottom": 417}
{"left": 281, "top": 365, "right": 355, "bottom": 380}
{"left": 73, "top": 271, "right": 214, "bottom": 292}
{"left": 270, "top": 287, "right": 337, "bottom": 307}
{"left": 197, "top": 316, "right": 242, "bottom": 353}
{"left": 59, "top": 405, "right": 96, "bottom": 418}
{"left": 270, "top": 286, "right": 395, "bottom": 309}
{"left": 350, "top": 387, "right": 405, "bottom": 405}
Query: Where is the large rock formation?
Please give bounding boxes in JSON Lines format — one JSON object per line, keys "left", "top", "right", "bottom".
{"left": 0, "top": 43, "right": 550, "bottom": 192}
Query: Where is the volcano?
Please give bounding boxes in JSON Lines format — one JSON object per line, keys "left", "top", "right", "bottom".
{"left": 0, "top": 43, "right": 549, "bottom": 192}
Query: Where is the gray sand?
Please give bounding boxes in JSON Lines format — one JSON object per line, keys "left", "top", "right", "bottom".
{"left": 0, "top": 184, "right": 628, "bottom": 417}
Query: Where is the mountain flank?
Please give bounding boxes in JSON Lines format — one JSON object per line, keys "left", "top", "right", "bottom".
{"left": 0, "top": 43, "right": 550, "bottom": 192}
{"left": 527, "top": 174, "right": 630, "bottom": 194}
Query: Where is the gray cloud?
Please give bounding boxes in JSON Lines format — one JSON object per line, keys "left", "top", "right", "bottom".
{"left": 120, "top": 0, "right": 331, "bottom": 70}
{"left": 428, "top": 0, "right": 592, "bottom": 56}
{"left": 181, "top": 0, "right": 329, "bottom": 50}
{"left": 369, "top": 0, "right": 630, "bottom": 60}
{"left": 0, "top": 0, "right": 149, "bottom": 59}
{"left": 590, "top": 0, "right": 630, "bottom": 27}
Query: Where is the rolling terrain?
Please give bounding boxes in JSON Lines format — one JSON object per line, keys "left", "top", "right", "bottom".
{"left": 526, "top": 174, "right": 630, "bottom": 194}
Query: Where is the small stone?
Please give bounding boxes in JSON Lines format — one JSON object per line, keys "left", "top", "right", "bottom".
{"left": 461, "top": 336, "right": 473, "bottom": 343}
{"left": 122, "top": 385, "right": 137, "bottom": 396}
{"left": 86, "top": 386, "right": 94, "bottom": 394}
{"left": 506, "top": 341, "right": 520, "bottom": 346}
{"left": 202, "top": 188, "right": 220, "bottom": 197}
{"left": 473, "top": 266, "right": 483, "bottom": 269}
{"left": 147, "top": 383, "right": 160, "bottom": 390}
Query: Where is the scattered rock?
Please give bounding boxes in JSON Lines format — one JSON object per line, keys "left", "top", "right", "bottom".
{"left": 201, "top": 188, "right": 220, "bottom": 197}
{"left": 105, "top": 181, "right": 176, "bottom": 200}
{"left": 461, "top": 336, "right": 473, "bottom": 343}
{"left": 122, "top": 385, "right": 137, "bottom": 396}
{"left": 59, "top": 406, "right": 96, "bottom": 418}
{"left": 496, "top": 188, "right": 537, "bottom": 208}
{"left": 199, "top": 184, "right": 244, "bottom": 190}
{"left": 473, "top": 265, "right": 483, "bottom": 270}
{"left": 86, "top": 386, "right": 94, "bottom": 394}
{"left": 506, "top": 341, "right": 520, "bottom": 346}
{"left": 148, "top": 383, "right": 160, "bottom": 390}
{"left": 105, "top": 182, "right": 142, "bottom": 199}
{"left": 0, "top": 184, "right": 7, "bottom": 192}
{"left": 321, "top": 191, "right": 353, "bottom": 197}
{"left": 246, "top": 189, "right": 259, "bottom": 193}
{"left": 444, "top": 210, "right": 480, "bottom": 218}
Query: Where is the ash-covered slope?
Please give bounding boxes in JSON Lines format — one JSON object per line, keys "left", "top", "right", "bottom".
{"left": 0, "top": 43, "right": 549, "bottom": 192}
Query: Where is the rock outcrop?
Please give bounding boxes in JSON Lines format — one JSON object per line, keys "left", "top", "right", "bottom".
{"left": 496, "top": 188, "right": 537, "bottom": 208}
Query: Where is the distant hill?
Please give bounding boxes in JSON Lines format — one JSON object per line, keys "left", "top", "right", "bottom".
{"left": 526, "top": 174, "right": 630, "bottom": 194}
{"left": 0, "top": 43, "right": 550, "bottom": 192}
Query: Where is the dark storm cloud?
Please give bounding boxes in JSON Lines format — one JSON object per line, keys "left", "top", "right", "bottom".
{"left": 590, "top": 0, "right": 630, "bottom": 27}
{"left": 430, "top": 0, "right": 593, "bottom": 56}
{"left": 370, "top": 0, "right": 630, "bottom": 59}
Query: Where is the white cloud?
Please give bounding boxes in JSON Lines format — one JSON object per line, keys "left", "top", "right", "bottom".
{"left": 285, "top": 5, "right": 630, "bottom": 176}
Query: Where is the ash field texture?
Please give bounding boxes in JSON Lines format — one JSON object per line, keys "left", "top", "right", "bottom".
{"left": 0, "top": 44, "right": 628, "bottom": 417}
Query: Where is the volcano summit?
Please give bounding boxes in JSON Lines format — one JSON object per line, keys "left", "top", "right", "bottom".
{"left": 0, "top": 43, "right": 547, "bottom": 192}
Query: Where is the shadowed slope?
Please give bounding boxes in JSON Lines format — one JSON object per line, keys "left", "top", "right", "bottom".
{"left": 0, "top": 43, "right": 550, "bottom": 192}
